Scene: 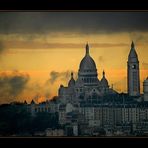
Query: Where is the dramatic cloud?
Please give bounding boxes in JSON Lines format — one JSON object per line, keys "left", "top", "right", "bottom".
{"left": 98, "top": 56, "right": 105, "bottom": 64}
{"left": 1, "top": 41, "right": 129, "bottom": 51}
{"left": 0, "top": 71, "right": 29, "bottom": 103}
{"left": 113, "top": 76, "right": 127, "bottom": 92}
{"left": 49, "top": 71, "right": 61, "bottom": 84}
{"left": 0, "top": 12, "right": 148, "bottom": 35}
{"left": 48, "top": 70, "right": 77, "bottom": 84}
{"left": 20, "top": 82, "right": 48, "bottom": 103}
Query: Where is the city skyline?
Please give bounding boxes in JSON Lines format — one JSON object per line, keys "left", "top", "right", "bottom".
{"left": 0, "top": 12, "right": 148, "bottom": 104}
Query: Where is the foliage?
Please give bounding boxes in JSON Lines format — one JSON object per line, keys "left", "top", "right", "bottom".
{"left": 0, "top": 104, "right": 59, "bottom": 136}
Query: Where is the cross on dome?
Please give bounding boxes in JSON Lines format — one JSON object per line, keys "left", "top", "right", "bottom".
{"left": 86, "top": 43, "right": 89, "bottom": 55}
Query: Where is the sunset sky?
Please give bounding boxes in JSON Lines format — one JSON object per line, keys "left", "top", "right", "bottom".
{"left": 0, "top": 12, "right": 148, "bottom": 104}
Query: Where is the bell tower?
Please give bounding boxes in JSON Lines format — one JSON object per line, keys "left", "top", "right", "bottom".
{"left": 127, "top": 41, "right": 140, "bottom": 96}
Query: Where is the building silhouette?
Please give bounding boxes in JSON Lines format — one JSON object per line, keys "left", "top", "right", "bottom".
{"left": 143, "top": 77, "right": 148, "bottom": 101}
{"left": 27, "top": 42, "right": 148, "bottom": 136}
{"left": 58, "top": 43, "right": 117, "bottom": 104}
{"left": 127, "top": 41, "right": 140, "bottom": 97}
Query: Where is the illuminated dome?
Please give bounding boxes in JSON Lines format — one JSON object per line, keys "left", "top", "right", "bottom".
{"left": 77, "top": 43, "right": 99, "bottom": 86}
{"left": 79, "top": 44, "right": 97, "bottom": 76}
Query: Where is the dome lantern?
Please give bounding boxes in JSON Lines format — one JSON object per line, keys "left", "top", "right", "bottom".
{"left": 68, "top": 72, "right": 75, "bottom": 87}
{"left": 101, "top": 70, "right": 109, "bottom": 88}
{"left": 86, "top": 43, "right": 89, "bottom": 55}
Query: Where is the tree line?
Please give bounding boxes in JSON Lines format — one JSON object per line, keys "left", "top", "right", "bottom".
{"left": 0, "top": 103, "right": 59, "bottom": 136}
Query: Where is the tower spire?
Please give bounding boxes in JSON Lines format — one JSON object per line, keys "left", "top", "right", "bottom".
{"left": 71, "top": 72, "right": 73, "bottom": 78}
{"left": 86, "top": 42, "right": 89, "bottom": 55}
{"left": 103, "top": 70, "right": 105, "bottom": 77}
{"left": 131, "top": 41, "right": 135, "bottom": 49}
{"left": 127, "top": 42, "right": 140, "bottom": 97}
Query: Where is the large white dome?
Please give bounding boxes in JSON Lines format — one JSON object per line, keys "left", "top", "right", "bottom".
{"left": 77, "top": 44, "right": 99, "bottom": 86}
{"left": 79, "top": 44, "right": 97, "bottom": 75}
{"left": 79, "top": 55, "right": 97, "bottom": 71}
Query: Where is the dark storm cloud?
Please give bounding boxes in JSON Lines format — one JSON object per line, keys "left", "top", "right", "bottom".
{"left": 48, "top": 71, "right": 60, "bottom": 84}
{"left": 0, "top": 71, "right": 29, "bottom": 103}
{"left": 0, "top": 12, "right": 148, "bottom": 34}
{"left": 48, "top": 70, "right": 70, "bottom": 84}
{"left": 48, "top": 70, "right": 77, "bottom": 84}
{"left": 3, "top": 41, "right": 129, "bottom": 50}
{"left": 0, "top": 41, "right": 5, "bottom": 53}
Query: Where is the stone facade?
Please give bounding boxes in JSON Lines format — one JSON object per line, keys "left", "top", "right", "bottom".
{"left": 58, "top": 44, "right": 117, "bottom": 104}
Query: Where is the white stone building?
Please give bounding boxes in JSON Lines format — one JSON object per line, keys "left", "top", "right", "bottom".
{"left": 58, "top": 43, "right": 117, "bottom": 104}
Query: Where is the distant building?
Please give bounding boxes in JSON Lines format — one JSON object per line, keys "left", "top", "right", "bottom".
{"left": 143, "top": 77, "right": 148, "bottom": 101}
{"left": 45, "top": 128, "right": 64, "bottom": 136}
{"left": 127, "top": 41, "right": 140, "bottom": 96}
{"left": 28, "top": 100, "right": 58, "bottom": 116}
{"left": 73, "top": 123, "right": 78, "bottom": 136}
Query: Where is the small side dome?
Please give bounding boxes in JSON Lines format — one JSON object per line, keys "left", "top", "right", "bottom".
{"left": 101, "top": 70, "right": 109, "bottom": 87}
{"left": 60, "top": 84, "right": 64, "bottom": 88}
{"left": 68, "top": 72, "right": 75, "bottom": 87}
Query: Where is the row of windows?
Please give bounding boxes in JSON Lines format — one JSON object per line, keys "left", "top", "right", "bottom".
{"left": 83, "top": 70, "right": 95, "bottom": 72}
{"left": 82, "top": 77, "right": 97, "bottom": 83}
{"left": 34, "top": 108, "right": 50, "bottom": 112}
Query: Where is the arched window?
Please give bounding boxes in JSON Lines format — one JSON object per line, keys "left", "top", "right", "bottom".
{"left": 35, "top": 108, "right": 37, "bottom": 112}
{"left": 87, "top": 78, "right": 89, "bottom": 83}
{"left": 89, "top": 78, "right": 90, "bottom": 83}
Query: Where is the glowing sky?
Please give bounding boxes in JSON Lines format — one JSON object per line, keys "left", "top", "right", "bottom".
{"left": 0, "top": 12, "right": 148, "bottom": 104}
